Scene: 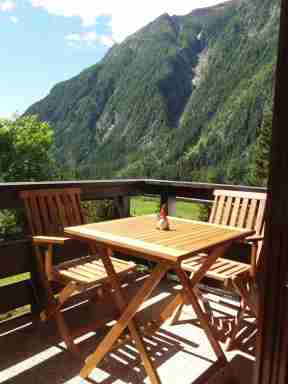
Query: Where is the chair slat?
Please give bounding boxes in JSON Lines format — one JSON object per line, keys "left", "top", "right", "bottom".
{"left": 211, "top": 261, "right": 236, "bottom": 275}
{"left": 213, "top": 190, "right": 265, "bottom": 199}
{"left": 223, "top": 264, "right": 249, "bottom": 278}
{"left": 246, "top": 199, "right": 258, "bottom": 229}
{"left": 214, "top": 195, "right": 225, "bottom": 224}
{"left": 38, "top": 195, "right": 51, "bottom": 234}
{"left": 30, "top": 196, "right": 43, "bottom": 234}
{"left": 69, "top": 266, "right": 99, "bottom": 280}
{"left": 64, "top": 194, "right": 76, "bottom": 226}
{"left": 55, "top": 195, "right": 68, "bottom": 228}
{"left": 76, "top": 193, "right": 86, "bottom": 224}
{"left": 209, "top": 195, "right": 219, "bottom": 223}
{"left": 70, "top": 192, "right": 83, "bottom": 224}
{"left": 46, "top": 195, "right": 60, "bottom": 234}
{"left": 255, "top": 199, "right": 266, "bottom": 236}
{"left": 209, "top": 259, "right": 230, "bottom": 271}
{"left": 229, "top": 197, "right": 241, "bottom": 226}
{"left": 82, "top": 263, "right": 107, "bottom": 277}
{"left": 237, "top": 198, "right": 249, "bottom": 227}
{"left": 60, "top": 269, "right": 91, "bottom": 283}
{"left": 23, "top": 197, "right": 36, "bottom": 235}
{"left": 222, "top": 196, "right": 233, "bottom": 225}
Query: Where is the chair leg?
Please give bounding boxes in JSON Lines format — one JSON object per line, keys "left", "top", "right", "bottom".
{"left": 45, "top": 282, "right": 80, "bottom": 357}
{"left": 230, "top": 276, "right": 258, "bottom": 350}
{"left": 55, "top": 310, "right": 81, "bottom": 357}
{"left": 226, "top": 300, "right": 245, "bottom": 351}
{"left": 170, "top": 301, "right": 184, "bottom": 325}
{"left": 194, "top": 286, "right": 214, "bottom": 322}
{"left": 233, "top": 277, "right": 258, "bottom": 318}
{"left": 170, "top": 283, "right": 213, "bottom": 326}
{"left": 34, "top": 246, "right": 80, "bottom": 357}
{"left": 41, "top": 281, "right": 78, "bottom": 321}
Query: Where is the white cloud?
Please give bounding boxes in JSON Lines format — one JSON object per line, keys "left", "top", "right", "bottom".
{"left": 65, "top": 31, "right": 114, "bottom": 48}
{"left": 98, "top": 35, "right": 114, "bottom": 48}
{"left": 9, "top": 15, "right": 18, "bottom": 23}
{"left": 65, "top": 33, "right": 81, "bottom": 42}
{"left": 0, "top": 0, "right": 16, "bottom": 12}
{"left": 29, "top": 0, "right": 231, "bottom": 42}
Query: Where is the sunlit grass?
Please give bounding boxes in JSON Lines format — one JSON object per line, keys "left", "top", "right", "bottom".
{"left": 0, "top": 272, "right": 30, "bottom": 288}
{"left": 130, "top": 196, "right": 159, "bottom": 216}
{"left": 0, "top": 273, "right": 30, "bottom": 322}
{"left": 130, "top": 196, "right": 202, "bottom": 220}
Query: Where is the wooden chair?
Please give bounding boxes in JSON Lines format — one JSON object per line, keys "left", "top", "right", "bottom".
{"left": 20, "top": 188, "right": 135, "bottom": 356}
{"left": 180, "top": 189, "right": 266, "bottom": 349}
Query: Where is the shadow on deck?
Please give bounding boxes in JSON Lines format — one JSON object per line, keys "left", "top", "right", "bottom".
{"left": 0, "top": 274, "right": 256, "bottom": 384}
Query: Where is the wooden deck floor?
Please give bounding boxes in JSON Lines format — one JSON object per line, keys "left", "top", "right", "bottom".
{"left": 0, "top": 275, "right": 256, "bottom": 384}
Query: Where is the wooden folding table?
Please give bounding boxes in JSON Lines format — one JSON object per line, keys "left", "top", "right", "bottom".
{"left": 65, "top": 215, "right": 254, "bottom": 383}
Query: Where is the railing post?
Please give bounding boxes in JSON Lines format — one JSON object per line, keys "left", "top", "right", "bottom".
{"left": 160, "top": 192, "right": 176, "bottom": 216}
{"left": 114, "top": 196, "right": 130, "bottom": 218}
{"left": 30, "top": 246, "right": 46, "bottom": 318}
{"left": 167, "top": 196, "right": 176, "bottom": 216}
{"left": 122, "top": 196, "right": 130, "bottom": 217}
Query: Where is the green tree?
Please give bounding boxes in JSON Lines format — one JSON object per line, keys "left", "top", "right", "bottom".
{"left": 0, "top": 115, "right": 57, "bottom": 181}
{"left": 249, "top": 108, "right": 272, "bottom": 186}
{"left": 0, "top": 115, "right": 57, "bottom": 239}
{"left": 255, "top": 109, "right": 272, "bottom": 185}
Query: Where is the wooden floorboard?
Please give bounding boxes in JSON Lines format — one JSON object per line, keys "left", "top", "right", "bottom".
{"left": 0, "top": 275, "right": 256, "bottom": 384}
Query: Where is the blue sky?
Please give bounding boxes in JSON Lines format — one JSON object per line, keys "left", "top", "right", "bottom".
{"left": 1, "top": 0, "right": 229, "bottom": 118}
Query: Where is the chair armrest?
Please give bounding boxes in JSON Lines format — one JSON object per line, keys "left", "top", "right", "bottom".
{"left": 32, "top": 235, "right": 72, "bottom": 245}
{"left": 237, "top": 235, "right": 264, "bottom": 245}
{"left": 244, "top": 235, "right": 264, "bottom": 243}
{"left": 32, "top": 236, "right": 74, "bottom": 281}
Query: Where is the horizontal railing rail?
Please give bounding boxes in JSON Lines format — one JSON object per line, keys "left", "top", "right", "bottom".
{"left": 0, "top": 179, "right": 145, "bottom": 209}
{"left": 0, "top": 178, "right": 266, "bottom": 208}
{"left": 0, "top": 179, "right": 266, "bottom": 322}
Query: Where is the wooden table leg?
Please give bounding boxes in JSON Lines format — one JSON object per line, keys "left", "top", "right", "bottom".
{"left": 175, "top": 266, "right": 226, "bottom": 361}
{"left": 157, "top": 245, "right": 230, "bottom": 363}
{"left": 158, "top": 244, "right": 230, "bottom": 325}
{"left": 101, "top": 248, "right": 162, "bottom": 384}
{"left": 80, "top": 252, "right": 169, "bottom": 381}
{"left": 158, "top": 294, "right": 183, "bottom": 325}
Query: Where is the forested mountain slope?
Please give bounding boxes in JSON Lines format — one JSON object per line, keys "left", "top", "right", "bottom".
{"left": 26, "top": 0, "right": 280, "bottom": 183}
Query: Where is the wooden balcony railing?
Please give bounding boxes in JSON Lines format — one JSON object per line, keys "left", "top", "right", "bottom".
{"left": 0, "top": 179, "right": 265, "bottom": 324}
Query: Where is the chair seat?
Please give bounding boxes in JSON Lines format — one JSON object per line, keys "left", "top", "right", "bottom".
{"left": 182, "top": 253, "right": 250, "bottom": 282}
{"left": 55, "top": 255, "right": 136, "bottom": 286}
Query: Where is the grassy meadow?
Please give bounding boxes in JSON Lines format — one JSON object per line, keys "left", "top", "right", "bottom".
{"left": 130, "top": 196, "right": 202, "bottom": 220}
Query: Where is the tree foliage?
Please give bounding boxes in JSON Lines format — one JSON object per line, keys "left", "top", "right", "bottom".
{"left": 249, "top": 107, "right": 273, "bottom": 186}
{"left": 0, "top": 115, "right": 57, "bottom": 239}
{"left": 0, "top": 115, "right": 57, "bottom": 182}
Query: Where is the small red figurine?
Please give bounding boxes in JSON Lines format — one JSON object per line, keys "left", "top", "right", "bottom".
{"left": 156, "top": 204, "right": 170, "bottom": 230}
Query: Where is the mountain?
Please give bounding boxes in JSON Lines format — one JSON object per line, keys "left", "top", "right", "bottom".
{"left": 25, "top": 0, "right": 280, "bottom": 184}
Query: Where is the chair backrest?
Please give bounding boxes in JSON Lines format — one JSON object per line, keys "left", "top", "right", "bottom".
{"left": 19, "top": 188, "right": 86, "bottom": 236}
{"left": 209, "top": 189, "right": 267, "bottom": 264}
{"left": 209, "top": 189, "right": 266, "bottom": 234}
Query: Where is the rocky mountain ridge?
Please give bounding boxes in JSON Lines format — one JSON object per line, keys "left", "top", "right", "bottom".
{"left": 26, "top": 0, "right": 279, "bottom": 183}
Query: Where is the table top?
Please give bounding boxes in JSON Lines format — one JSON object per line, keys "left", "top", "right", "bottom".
{"left": 65, "top": 215, "right": 254, "bottom": 264}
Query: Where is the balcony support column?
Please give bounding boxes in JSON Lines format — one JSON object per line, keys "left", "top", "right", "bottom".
{"left": 254, "top": 0, "right": 288, "bottom": 383}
